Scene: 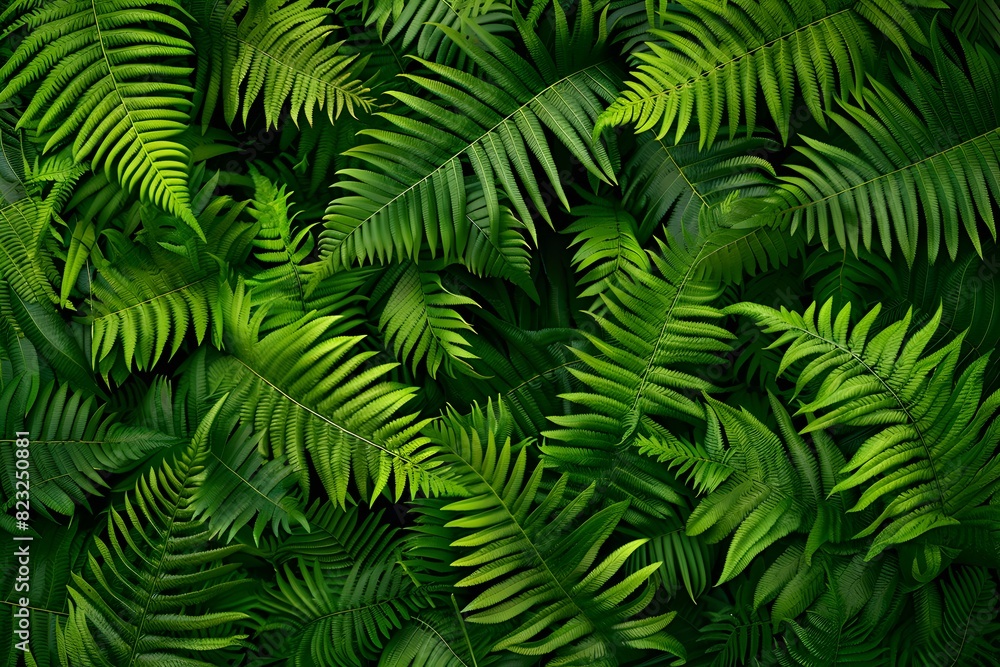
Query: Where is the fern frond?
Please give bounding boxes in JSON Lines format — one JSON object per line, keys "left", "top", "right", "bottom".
{"left": 0, "top": 375, "right": 179, "bottom": 517}
{"left": 439, "top": 318, "right": 581, "bottom": 438}
{"left": 0, "top": 0, "right": 201, "bottom": 229}
{"left": 244, "top": 167, "right": 375, "bottom": 332}
{"left": 319, "top": 0, "right": 618, "bottom": 268}
{"left": 636, "top": 411, "right": 734, "bottom": 497}
{"left": 564, "top": 190, "right": 651, "bottom": 299}
{"left": 693, "top": 197, "right": 804, "bottom": 284}
{"left": 0, "top": 109, "right": 33, "bottom": 203}
{"left": 780, "top": 567, "right": 890, "bottom": 665}
{"left": 378, "top": 606, "right": 481, "bottom": 667}
{"left": 804, "top": 244, "right": 899, "bottom": 314}
{"left": 287, "top": 112, "right": 364, "bottom": 196}
{"left": 888, "top": 250, "right": 1000, "bottom": 380}
{"left": 191, "top": 416, "right": 307, "bottom": 545}
{"left": 380, "top": 600, "right": 540, "bottom": 666}
{"left": 696, "top": 582, "right": 774, "bottom": 667}
{"left": 0, "top": 518, "right": 89, "bottom": 663}
{"left": 597, "top": 0, "right": 941, "bottom": 146}
{"left": 372, "top": 261, "right": 480, "bottom": 378}
{"left": 246, "top": 167, "right": 312, "bottom": 305}
{"left": 360, "top": 0, "right": 515, "bottom": 68}
{"left": 951, "top": 0, "right": 1000, "bottom": 49}
{"left": 0, "top": 197, "right": 58, "bottom": 305}
{"left": 679, "top": 396, "right": 811, "bottom": 584}
{"left": 208, "top": 280, "right": 462, "bottom": 504}
{"left": 760, "top": 34, "right": 1000, "bottom": 265}
{"left": 728, "top": 298, "right": 1000, "bottom": 559}
{"left": 260, "top": 557, "right": 436, "bottom": 667}
{"left": 260, "top": 501, "right": 400, "bottom": 568}
{"left": 912, "top": 566, "right": 1000, "bottom": 666}
{"left": 420, "top": 402, "right": 686, "bottom": 666}
{"left": 193, "top": 0, "right": 373, "bottom": 130}
{"left": 542, "top": 237, "right": 734, "bottom": 528}
{"left": 86, "top": 191, "right": 256, "bottom": 375}
{"left": 58, "top": 397, "right": 251, "bottom": 665}
{"left": 2, "top": 280, "right": 103, "bottom": 396}
{"left": 622, "top": 132, "right": 778, "bottom": 241}
{"left": 623, "top": 523, "right": 714, "bottom": 602}
{"left": 450, "top": 181, "right": 538, "bottom": 299}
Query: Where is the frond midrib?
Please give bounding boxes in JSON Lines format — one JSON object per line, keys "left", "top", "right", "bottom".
{"left": 210, "top": 451, "right": 289, "bottom": 513}
{"left": 0, "top": 599, "right": 68, "bottom": 617}
{"left": 1, "top": 200, "right": 50, "bottom": 303}
{"left": 296, "top": 588, "right": 418, "bottom": 625}
{"left": 654, "top": 136, "right": 707, "bottom": 207}
{"left": 465, "top": 208, "right": 518, "bottom": 271}
{"left": 945, "top": 595, "right": 979, "bottom": 667}
{"left": 694, "top": 227, "right": 778, "bottom": 270}
{"left": 619, "top": 248, "right": 704, "bottom": 442}
{"left": 503, "top": 357, "right": 587, "bottom": 400}
{"left": 413, "top": 266, "right": 462, "bottom": 351}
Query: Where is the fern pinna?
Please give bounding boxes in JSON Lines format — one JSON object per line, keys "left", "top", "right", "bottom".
{"left": 1, "top": 0, "right": 999, "bottom": 665}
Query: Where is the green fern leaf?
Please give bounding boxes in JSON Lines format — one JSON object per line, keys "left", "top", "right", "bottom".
{"left": 86, "top": 193, "right": 256, "bottom": 375}
{"left": 622, "top": 131, "right": 778, "bottom": 241}
{"left": 682, "top": 396, "right": 810, "bottom": 584}
{"left": 420, "top": 402, "right": 686, "bottom": 666}
{"left": 951, "top": 0, "right": 1000, "bottom": 49}
{"left": 190, "top": 416, "right": 307, "bottom": 545}
{"left": 0, "top": 0, "right": 202, "bottom": 230}
{"left": 4, "top": 282, "right": 102, "bottom": 396}
{"left": 623, "top": 522, "right": 714, "bottom": 602}
{"left": 0, "top": 109, "right": 33, "bottom": 203}
{"left": 208, "top": 279, "right": 462, "bottom": 504}
{"left": 319, "top": 0, "right": 618, "bottom": 268}
{"left": 594, "top": 0, "right": 946, "bottom": 147}
{"left": 438, "top": 318, "right": 581, "bottom": 438}
{"left": 758, "top": 33, "right": 1000, "bottom": 265}
{"left": 0, "top": 519, "right": 89, "bottom": 664}
{"left": 261, "top": 557, "right": 435, "bottom": 667}
{"left": 728, "top": 298, "right": 1000, "bottom": 559}
{"left": 0, "top": 198, "right": 58, "bottom": 305}
{"left": 597, "top": 0, "right": 942, "bottom": 147}
{"left": 373, "top": 261, "right": 480, "bottom": 378}
{"left": 58, "top": 397, "right": 251, "bottom": 665}
{"left": 912, "top": 567, "right": 1000, "bottom": 665}
{"left": 378, "top": 606, "right": 485, "bottom": 667}
{"left": 193, "top": 0, "right": 373, "bottom": 130}
{"left": 564, "top": 190, "right": 651, "bottom": 298}
{"left": 0, "top": 375, "right": 179, "bottom": 517}
{"left": 244, "top": 167, "right": 376, "bottom": 333}
{"left": 259, "top": 501, "right": 399, "bottom": 568}
{"left": 360, "top": 0, "right": 514, "bottom": 68}
{"left": 542, "top": 236, "right": 734, "bottom": 528}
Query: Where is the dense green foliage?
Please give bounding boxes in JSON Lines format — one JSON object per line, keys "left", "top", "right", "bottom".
{"left": 1, "top": 0, "right": 999, "bottom": 665}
